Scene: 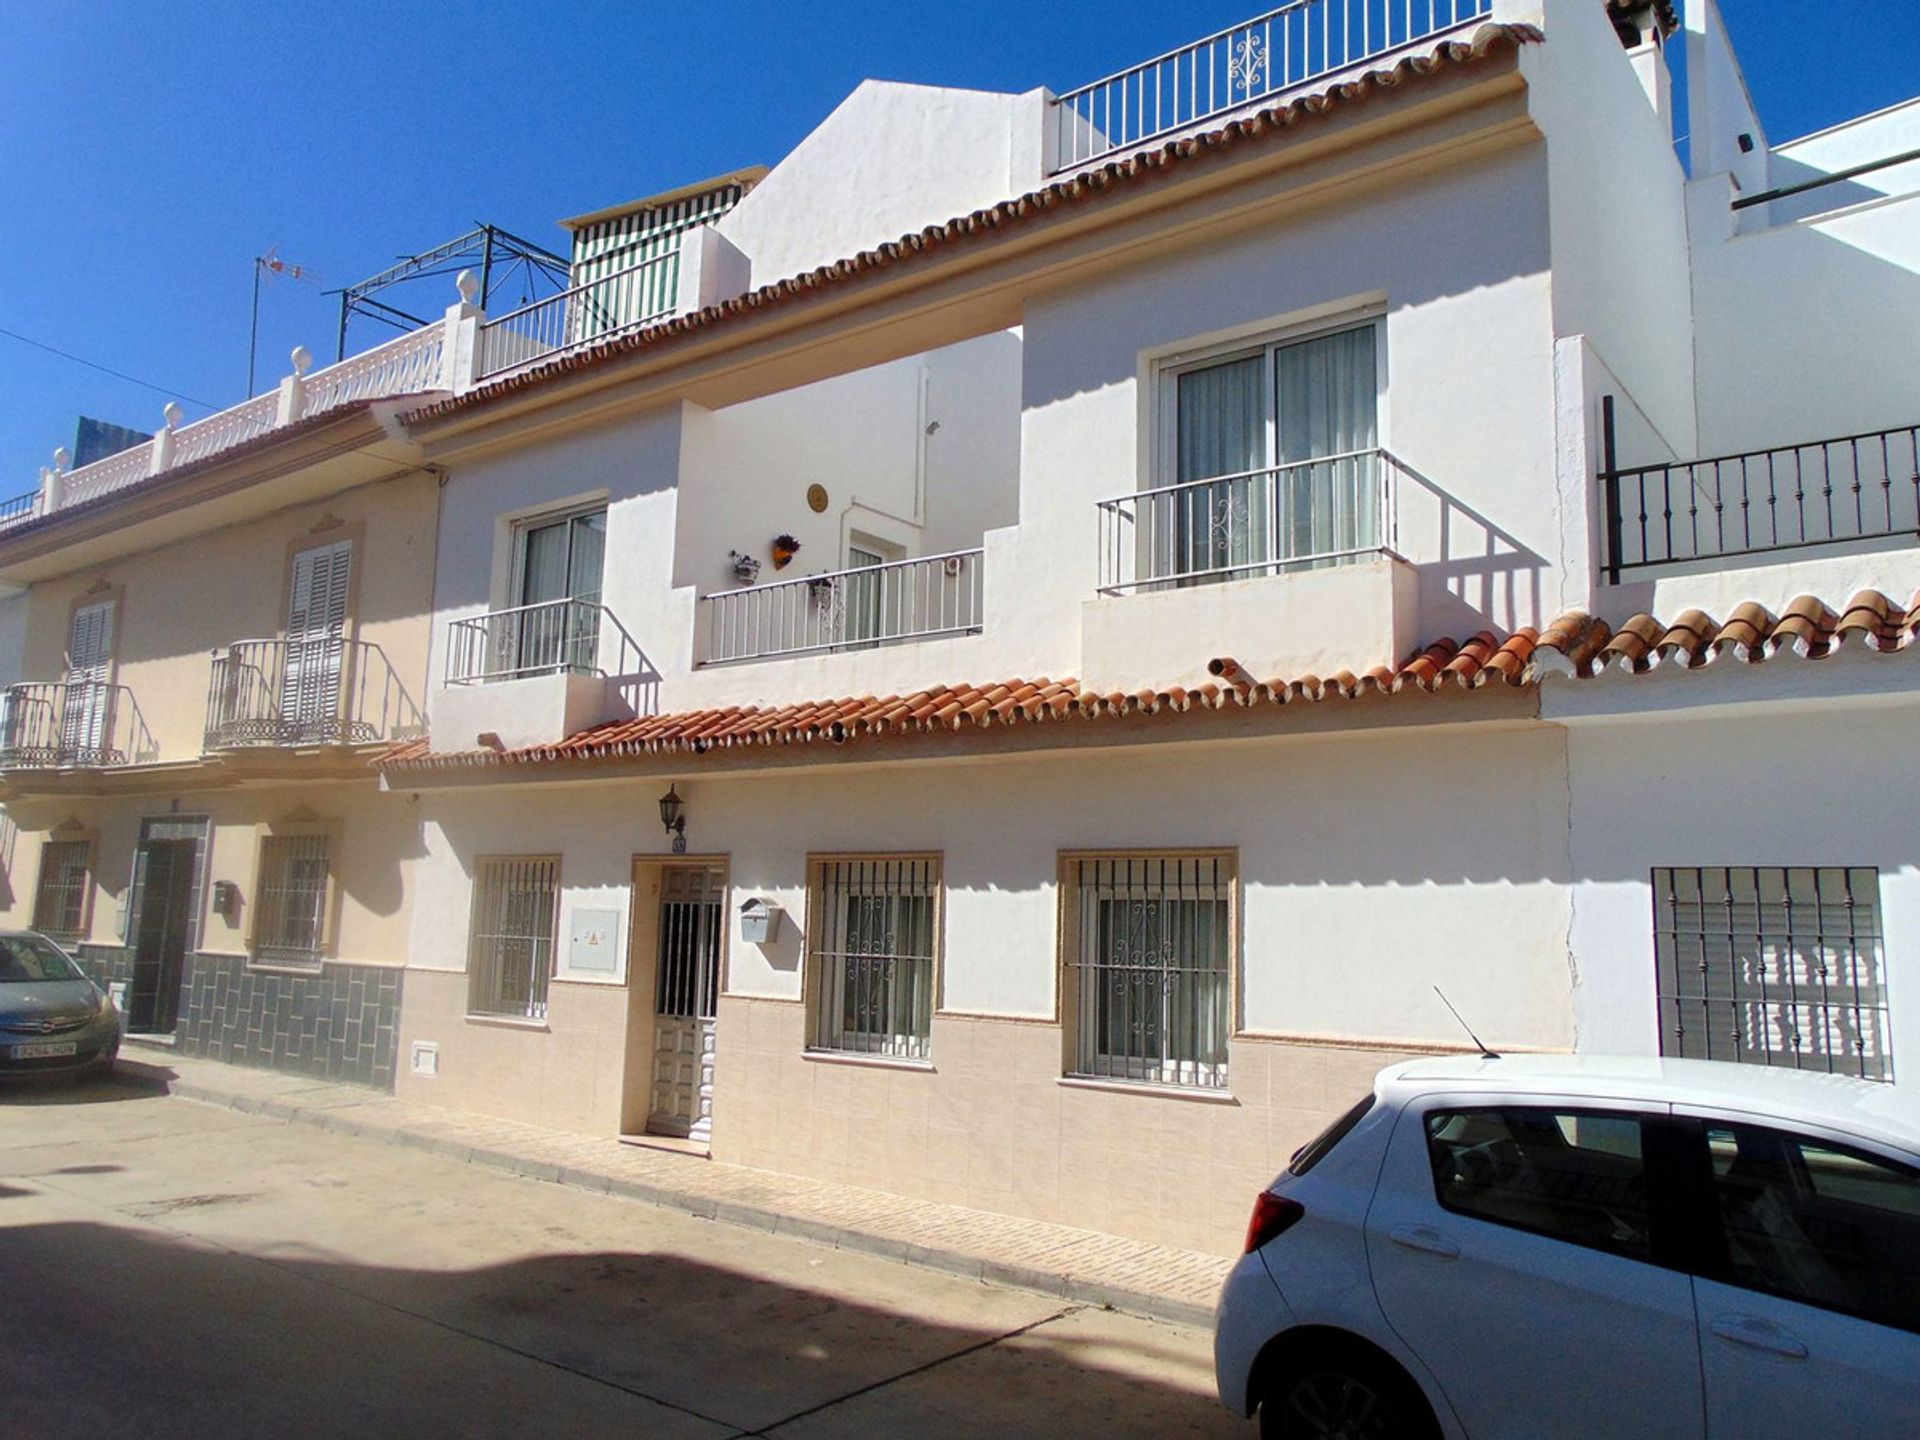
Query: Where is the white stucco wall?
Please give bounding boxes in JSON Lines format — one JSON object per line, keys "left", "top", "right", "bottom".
{"left": 1684, "top": 0, "right": 1770, "bottom": 195}
{"left": 718, "top": 80, "right": 1041, "bottom": 285}
{"left": 1525, "top": 0, "right": 1698, "bottom": 461}
{"left": 1688, "top": 176, "right": 1920, "bottom": 455}
{"left": 1563, "top": 683, "right": 1920, "bottom": 1111}
{"left": 1012, "top": 138, "right": 1559, "bottom": 691}
{"left": 1762, "top": 98, "right": 1920, "bottom": 226}
{"left": 401, "top": 719, "right": 1573, "bottom": 1051}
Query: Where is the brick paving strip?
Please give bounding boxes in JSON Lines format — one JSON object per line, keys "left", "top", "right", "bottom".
{"left": 121, "top": 1044, "right": 1232, "bottom": 1328}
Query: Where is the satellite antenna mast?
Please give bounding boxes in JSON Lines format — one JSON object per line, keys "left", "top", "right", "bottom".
{"left": 247, "top": 247, "right": 319, "bottom": 396}
{"left": 1433, "top": 987, "right": 1500, "bottom": 1060}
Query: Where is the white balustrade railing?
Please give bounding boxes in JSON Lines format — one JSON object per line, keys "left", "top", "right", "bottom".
{"left": 702, "top": 549, "right": 985, "bottom": 665}
{"left": 6, "top": 317, "right": 453, "bottom": 531}
{"left": 301, "top": 319, "right": 448, "bottom": 413}
{"left": 1097, "top": 448, "right": 1406, "bottom": 593}
{"left": 59, "top": 441, "right": 157, "bottom": 510}
{"left": 1050, "top": 0, "right": 1494, "bottom": 172}
{"left": 478, "top": 250, "right": 681, "bottom": 380}
{"left": 171, "top": 391, "right": 281, "bottom": 467}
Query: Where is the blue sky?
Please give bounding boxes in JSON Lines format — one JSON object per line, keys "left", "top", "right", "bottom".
{"left": 2, "top": 0, "right": 1915, "bottom": 486}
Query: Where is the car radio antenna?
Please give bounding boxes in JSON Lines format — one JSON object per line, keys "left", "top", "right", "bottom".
{"left": 1434, "top": 987, "right": 1500, "bottom": 1060}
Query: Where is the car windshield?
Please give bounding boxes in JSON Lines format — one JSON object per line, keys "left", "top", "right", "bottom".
{"left": 0, "top": 935, "right": 83, "bottom": 984}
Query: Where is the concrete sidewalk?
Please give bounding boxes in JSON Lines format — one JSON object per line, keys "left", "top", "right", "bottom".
{"left": 124, "top": 1042, "right": 1232, "bottom": 1328}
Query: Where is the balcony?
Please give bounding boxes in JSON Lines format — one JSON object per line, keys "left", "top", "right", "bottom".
{"left": 1086, "top": 449, "right": 1418, "bottom": 690}
{"left": 0, "top": 682, "right": 156, "bottom": 770}
{"left": 700, "top": 550, "right": 986, "bottom": 665}
{"left": 437, "top": 598, "right": 650, "bottom": 751}
{"left": 1047, "top": 0, "right": 1494, "bottom": 173}
{"left": 204, "top": 638, "right": 422, "bottom": 751}
{"left": 1602, "top": 420, "right": 1920, "bottom": 579}
{"left": 1097, "top": 448, "right": 1407, "bottom": 593}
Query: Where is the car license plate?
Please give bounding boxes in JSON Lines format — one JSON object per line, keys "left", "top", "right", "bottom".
{"left": 10, "top": 1041, "right": 78, "bottom": 1060}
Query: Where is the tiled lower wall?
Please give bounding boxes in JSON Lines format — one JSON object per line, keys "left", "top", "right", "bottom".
{"left": 710, "top": 996, "right": 1426, "bottom": 1257}
{"left": 74, "top": 943, "right": 138, "bottom": 994}
{"left": 176, "top": 954, "right": 403, "bottom": 1090}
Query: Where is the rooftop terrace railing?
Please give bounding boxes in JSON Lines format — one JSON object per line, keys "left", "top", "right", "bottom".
{"left": 1049, "top": 0, "right": 1494, "bottom": 173}
{"left": 1601, "top": 403, "right": 1920, "bottom": 579}
{"left": 4, "top": 318, "right": 453, "bottom": 533}
{"left": 477, "top": 250, "right": 681, "bottom": 381}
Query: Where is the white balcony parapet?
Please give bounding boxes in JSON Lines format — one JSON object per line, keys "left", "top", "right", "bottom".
{"left": 3, "top": 315, "right": 454, "bottom": 531}
{"left": 1048, "top": 0, "right": 1494, "bottom": 173}
{"left": 701, "top": 549, "right": 986, "bottom": 665}
{"left": 1097, "top": 448, "right": 1407, "bottom": 594}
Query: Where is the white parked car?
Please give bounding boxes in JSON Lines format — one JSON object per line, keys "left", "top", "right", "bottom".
{"left": 1215, "top": 1054, "right": 1920, "bottom": 1439}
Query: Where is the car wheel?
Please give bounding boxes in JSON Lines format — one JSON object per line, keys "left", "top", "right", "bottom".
{"left": 1259, "top": 1345, "right": 1438, "bottom": 1440}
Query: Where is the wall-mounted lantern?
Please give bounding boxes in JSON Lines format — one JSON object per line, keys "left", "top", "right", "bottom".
{"left": 658, "top": 784, "right": 687, "bottom": 854}
{"left": 739, "top": 897, "right": 782, "bottom": 945}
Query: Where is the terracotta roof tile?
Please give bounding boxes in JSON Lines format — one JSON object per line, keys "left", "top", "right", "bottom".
{"left": 402, "top": 25, "right": 1541, "bottom": 428}
{"left": 379, "top": 590, "right": 1919, "bottom": 776}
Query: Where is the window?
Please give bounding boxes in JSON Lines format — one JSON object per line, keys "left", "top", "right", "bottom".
{"left": 467, "top": 856, "right": 560, "bottom": 1021}
{"left": 32, "top": 838, "right": 92, "bottom": 939}
{"left": 283, "top": 540, "right": 353, "bottom": 741}
{"left": 1703, "top": 1122, "right": 1920, "bottom": 1333}
{"left": 1153, "top": 322, "right": 1381, "bottom": 585}
{"left": 1290, "top": 1093, "right": 1376, "bottom": 1177}
{"left": 509, "top": 508, "right": 607, "bottom": 675}
{"left": 1654, "top": 867, "right": 1889, "bottom": 1081}
{"left": 1426, "top": 1107, "right": 1654, "bottom": 1260}
{"left": 252, "top": 832, "right": 332, "bottom": 969}
{"left": 808, "top": 856, "right": 939, "bottom": 1060}
{"left": 1063, "top": 853, "right": 1234, "bottom": 1090}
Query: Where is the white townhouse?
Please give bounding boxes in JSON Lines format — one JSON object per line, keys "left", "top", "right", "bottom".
{"left": 6, "top": 0, "right": 1917, "bottom": 1259}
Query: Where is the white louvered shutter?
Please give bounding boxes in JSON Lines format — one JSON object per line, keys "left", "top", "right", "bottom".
{"left": 283, "top": 541, "right": 352, "bottom": 734}
{"left": 62, "top": 599, "right": 116, "bottom": 755}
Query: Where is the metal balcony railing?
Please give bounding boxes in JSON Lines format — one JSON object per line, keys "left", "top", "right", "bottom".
{"left": 701, "top": 549, "right": 986, "bottom": 665}
{"left": 476, "top": 250, "right": 681, "bottom": 380}
{"left": 445, "top": 597, "right": 646, "bottom": 685}
{"left": 205, "top": 637, "right": 422, "bottom": 750}
{"left": 1098, "top": 448, "right": 1405, "bottom": 594}
{"left": 1049, "top": 0, "right": 1493, "bottom": 173}
{"left": 0, "top": 681, "right": 156, "bottom": 770}
{"left": 1601, "top": 406, "right": 1920, "bottom": 580}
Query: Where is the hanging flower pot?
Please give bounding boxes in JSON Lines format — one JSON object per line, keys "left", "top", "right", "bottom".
{"left": 771, "top": 534, "right": 802, "bottom": 570}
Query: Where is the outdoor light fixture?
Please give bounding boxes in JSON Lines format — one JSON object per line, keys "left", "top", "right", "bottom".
{"left": 658, "top": 784, "right": 687, "bottom": 854}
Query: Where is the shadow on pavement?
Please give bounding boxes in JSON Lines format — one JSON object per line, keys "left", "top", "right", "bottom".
{"left": 0, "top": 1057, "right": 176, "bottom": 1107}
{"left": 0, "top": 1219, "right": 1241, "bottom": 1439}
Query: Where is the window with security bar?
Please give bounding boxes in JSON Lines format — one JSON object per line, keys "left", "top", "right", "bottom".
{"left": 1654, "top": 866, "right": 1890, "bottom": 1082}
{"left": 467, "top": 856, "right": 560, "bottom": 1021}
{"left": 1064, "top": 854, "right": 1234, "bottom": 1090}
{"left": 252, "top": 833, "right": 332, "bottom": 969}
{"left": 808, "top": 856, "right": 939, "bottom": 1060}
{"left": 32, "top": 839, "right": 92, "bottom": 940}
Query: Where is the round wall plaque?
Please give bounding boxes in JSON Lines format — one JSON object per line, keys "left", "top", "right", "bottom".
{"left": 806, "top": 483, "right": 830, "bottom": 513}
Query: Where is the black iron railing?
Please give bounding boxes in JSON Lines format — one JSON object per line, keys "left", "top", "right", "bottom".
{"left": 205, "top": 637, "right": 422, "bottom": 750}
{"left": 0, "top": 681, "right": 156, "bottom": 769}
{"left": 1601, "top": 399, "right": 1920, "bottom": 580}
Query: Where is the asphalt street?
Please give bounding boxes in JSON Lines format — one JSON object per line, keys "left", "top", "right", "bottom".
{"left": 0, "top": 1063, "right": 1243, "bottom": 1438}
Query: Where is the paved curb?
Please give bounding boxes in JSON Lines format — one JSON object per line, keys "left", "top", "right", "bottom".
{"left": 159, "top": 1069, "right": 1218, "bottom": 1330}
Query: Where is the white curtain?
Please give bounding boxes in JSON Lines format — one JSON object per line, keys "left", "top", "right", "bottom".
{"left": 1174, "top": 355, "right": 1266, "bottom": 579}
{"left": 1275, "top": 326, "right": 1378, "bottom": 563}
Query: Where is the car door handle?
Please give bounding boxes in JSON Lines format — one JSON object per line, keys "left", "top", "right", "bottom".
{"left": 1710, "top": 1314, "right": 1809, "bottom": 1360}
{"left": 1388, "top": 1225, "right": 1460, "bottom": 1259}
